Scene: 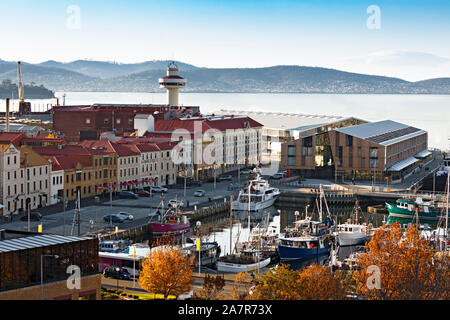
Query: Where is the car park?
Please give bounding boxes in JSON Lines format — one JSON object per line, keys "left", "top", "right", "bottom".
{"left": 119, "top": 191, "right": 139, "bottom": 199}
{"left": 20, "top": 212, "right": 42, "bottom": 221}
{"left": 194, "top": 189, "right": 206, "bottom": 197}
{"left": 103, "top": 214, "right": 125, "bottom": 223}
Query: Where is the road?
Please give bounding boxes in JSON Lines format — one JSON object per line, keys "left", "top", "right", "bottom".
{"left": 0, "top": 175, "right": 248, "bottom": 235}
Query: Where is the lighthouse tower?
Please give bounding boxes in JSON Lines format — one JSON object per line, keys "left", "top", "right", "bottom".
{"left": 159, "top": 62, "right": 186, "bottom": 107}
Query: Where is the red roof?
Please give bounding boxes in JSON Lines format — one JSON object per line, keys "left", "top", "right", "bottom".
{"left": 110, "top": 143, "right": 140, "bottom": 157}
{"left": 0, "top": 132, "right": 27, "bottom": 146}
{"left": 78, "top": 140, "right": 116, "bottom": 154}
{"left": 43, "top": 155, "right": 83, "bottom": 170}
{"left": 32, "top": 145, "right": 91, "bottom": 156}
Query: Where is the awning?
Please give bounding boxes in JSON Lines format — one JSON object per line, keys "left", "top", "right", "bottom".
{"left": 388, "top": 156, "right": 419, "bottom": 171}
{"left": 414, "top": 149, "right": 432, "bottom": 159}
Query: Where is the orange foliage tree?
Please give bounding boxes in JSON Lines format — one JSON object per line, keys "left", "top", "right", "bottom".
{"left": 296, "top": 263, "right": 347, "bottom": 300}
{"left": 138, "top": 246, "right": 193, "bottom": 299}
{"left": 244, "top": 263, "right": 347, "bottom": 300}
{"left": 247, "top": 264, "right": 303, "bottom": 300}
{"left": 353, "top": 223, "right": 449, "bottom": 300}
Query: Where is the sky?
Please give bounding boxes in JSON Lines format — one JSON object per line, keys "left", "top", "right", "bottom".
{"left": 0, "top": 0, "right": 449, "bottom": 81}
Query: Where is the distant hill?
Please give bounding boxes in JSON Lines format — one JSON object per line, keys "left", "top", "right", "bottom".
{"left": 0, "top": 59, "right": 449, "bottom": 94}
{"left": 0, "top": 79, "right": 54, "bottom": 99}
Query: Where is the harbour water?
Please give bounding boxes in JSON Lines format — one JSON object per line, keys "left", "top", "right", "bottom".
{"left": 0, "top": 92, "right": 449, "bottom": 150}
{"left": 197, "top": 203, "right": 383, "bottom": 272}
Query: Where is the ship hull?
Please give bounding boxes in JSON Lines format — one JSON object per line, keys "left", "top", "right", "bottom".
{"left": 338, "top": 233, "right": 371, "bottom": 246}
{"left": 278, "top": 244, "right": 330, "bottom": 261}
{"left": 217, "top": 257, "right": 271, "bottom": 273}
{"left": 148, "top": 222, "right": 190, "bottom": 242}
{"left": 232, "top": 195, "right": 279, "bottom": 211}
{"left": 385, "top": 203, "right": 441, "bottom": 227}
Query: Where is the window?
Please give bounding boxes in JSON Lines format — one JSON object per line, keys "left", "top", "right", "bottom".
{"left": 370, "top": 158, "right": 378, "bottom": 169}
{"left": 104, "top": 118, "right": 109, "bottom": 124}
{"left": 287, "top": 145, "right": 296, "bottom": 166}
{"left": 369, "top": 147, "right": 378, "bottom": 158}
{"left": 116, "top": 118, "right": 121, "bottom": 124}
{"left": 357, "top": 147, "right": 362, "bottom": 157}
{"left": 346, "top": 135, "right": 353, "bottom": 147}
{"left": 86, "top": 118, "right": 91, "bottom": 124}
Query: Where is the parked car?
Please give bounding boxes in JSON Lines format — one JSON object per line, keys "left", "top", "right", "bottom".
{"left": 218, "top": 175, "right": 232, "bottom": 181}
{"left": 119, "top": 191, "right": 138, "bottom": 199}
{"left": 20, "top": 212, "right": 42, "bottom": 221}
{"left": 194, "top": 189, "right": 206, "bottom": 197}
{"left": 103, "top": 214, "right": 125, "bottom": 223}
{"left": 103, "top": 267, "right": 131, "bottom": 280}
{"left": 168, "top": 199, "right": 183, "bottom": 208}
{"left": 240, "top": 168, "right": 253, "bottom": 175}
{"left": 187, "top": 180, "right": 202, "bottom": 187}
{"left": 151, "top": 186, "right": 168, "bottom": 193}
{"left": 116, "top": 212, "right": 134, "bottom": 221}
{"left": 270, "top": 173, "right": 284, "bottom": 180}
{"left": 135, "top": 189, "right": 151, "bottom": 197}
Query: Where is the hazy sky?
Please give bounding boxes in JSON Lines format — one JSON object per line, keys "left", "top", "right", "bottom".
{"left": 1, "top": 0, "right": 449, "bottom": 81}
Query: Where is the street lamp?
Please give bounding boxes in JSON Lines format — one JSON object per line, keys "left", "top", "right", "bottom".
{"left": 41, "top": 254, "right": 59, "bottom": 300}
{"left": 196, "top": 221, "right": 201, "bottom": 276}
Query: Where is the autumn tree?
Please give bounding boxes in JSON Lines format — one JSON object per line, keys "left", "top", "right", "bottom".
{"left": 138, "top": 246, "right": 193, "bottom": 299}
{"left": 195, "top": 274, "right": 226, "bottom": 300}
{"left": 353, "top": 223, "right": 449, "bottom": 300}
{"left": 230, "top": 272, "right": 252, "bottom": 300}
{"left": 248, "top": 264, "right": 303, "bottom": 300}
{"left": 242, "top": 263, "right": 347, "bottom": 300}
{"left": 296, "top": 263, "right": 347, "bottom": 300}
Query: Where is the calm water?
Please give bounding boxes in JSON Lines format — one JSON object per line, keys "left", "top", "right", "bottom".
{"left": 1, "top": 92, "right": 449, "bottom": 150}
{"left": 196, "top": 204, "right": 382, "bottom": 272}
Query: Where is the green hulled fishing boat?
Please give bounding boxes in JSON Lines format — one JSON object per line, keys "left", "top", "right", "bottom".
{"left": 385, "top": 199, "right": 442, "bottom": 228}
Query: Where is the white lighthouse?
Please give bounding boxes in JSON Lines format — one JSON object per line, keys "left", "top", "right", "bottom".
{"left": 159, "top": 62, "right": 186, "bottom": 107}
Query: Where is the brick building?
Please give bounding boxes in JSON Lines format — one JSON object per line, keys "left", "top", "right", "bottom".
{"left": 281, "top": 120, "right": 429, "bottom": 182}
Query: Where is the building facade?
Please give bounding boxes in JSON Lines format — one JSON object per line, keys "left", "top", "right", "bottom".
{"left": 281, "top": 120, "right": 429, "bottom": 182}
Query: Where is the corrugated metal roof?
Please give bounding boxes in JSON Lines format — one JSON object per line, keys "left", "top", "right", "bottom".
{"left": 415, "top": 149, "right": 432, "bottom": 158}
{"left": 216, "top": 109, "right": 353, "bottom": 131}
{"left": 388, "top": 156, "right": 419, "bottom": 171}
{"left": 0, "top": 234, "right": 88, "bottom": 253}
{"left": 335, "top": 120, "right": 427, "bottom": 146}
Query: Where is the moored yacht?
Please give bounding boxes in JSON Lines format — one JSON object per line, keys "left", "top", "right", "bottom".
{"left": 232, "top": 174, "right": 280, "bottom": 211}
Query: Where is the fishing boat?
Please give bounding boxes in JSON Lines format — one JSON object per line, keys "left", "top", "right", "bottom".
{"left": 182, "top": 241, "right": 220, "bottom": 267}
{"left": 278, "top": 186, "right": 335, "bottom": 260}
{"left": 385, "top": 198, "right": 442, "bottom": 228}
{"left": 216, "top": 196, "right": 271, "bottom": 272}
{"left": 232, "top": 173, "right": 280, "bottom": 211}
{"left": 336, "top": 200, "right": 374, "bottom": 246}
{"left": 216, "top": 251, "right": 271, "bottom": 273}
{"left": 147, "top": 198, "right": 190, "bottom": 243}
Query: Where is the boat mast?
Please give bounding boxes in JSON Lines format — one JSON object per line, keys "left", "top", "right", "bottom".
{"left": 445, "top": 172, "right": 449, "bottom": 251}
{"left": 248, "top": 180, "right": 252, "bottom": 241}
{"left": 229, "top": 196, "right": 233, "bottom": 256}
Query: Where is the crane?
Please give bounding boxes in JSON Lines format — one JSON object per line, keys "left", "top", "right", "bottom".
{"left": 17, "top": 61, "right": 31, "bottom": 115}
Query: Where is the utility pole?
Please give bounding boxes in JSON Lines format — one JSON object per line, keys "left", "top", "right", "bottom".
{"left": 77, "top": 189, "right": 81, "bottom": 236}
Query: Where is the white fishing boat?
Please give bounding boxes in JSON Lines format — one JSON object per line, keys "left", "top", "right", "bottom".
{"left": 336, "top": 199, "right": 374, "bottom": 246}
{"left": 336, "top": 223, "right": 372, "bottom": 246}
{"left": 232, "top": 173, "right": 280, "bottom": 211}
{"left": 216, "top": 251, "right": 271, "bottom": 273}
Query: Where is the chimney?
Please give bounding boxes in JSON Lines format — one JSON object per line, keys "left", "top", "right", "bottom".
{"left": 5, "top": 98, "right": 10, "bottom": 132}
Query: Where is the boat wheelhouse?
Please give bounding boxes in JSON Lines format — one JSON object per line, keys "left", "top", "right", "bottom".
{"left": 336, "top": 223, "right": 373, "bottom": 246}
{"left": 232, "top": 175, "right": 280, "bottom": 211}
